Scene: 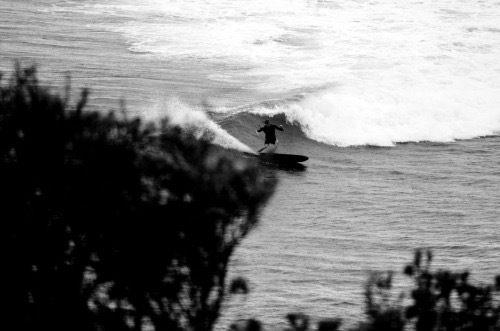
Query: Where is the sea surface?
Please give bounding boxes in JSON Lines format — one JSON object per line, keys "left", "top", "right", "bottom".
{"left": 2, "top": 0, "right": 500, "bottom": 329}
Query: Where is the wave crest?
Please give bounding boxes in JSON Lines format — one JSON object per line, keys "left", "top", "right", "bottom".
{"left": 251, "top": 84, "right": 500, "bottom": 147}
{"left": 144, "top": 98, "right": 255, "bottom": 153}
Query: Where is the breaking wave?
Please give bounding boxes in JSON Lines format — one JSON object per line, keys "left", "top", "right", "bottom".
{"left": 249, "top": 82, "right": 500, "bottom": 147}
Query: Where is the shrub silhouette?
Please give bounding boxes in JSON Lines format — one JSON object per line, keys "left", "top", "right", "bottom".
{"left": 402, "top": 249, "right": 500, "bottom": 331}
{"left": 4, "top": 65, "right": 498, "bottom": 331}
{"left": 232, "top": 251, "right": 499, "bottom": 331}
{"left": 1, "top": 65, "right": 276, "bottom": 331}
{"left": 361, "top": 250, "right": 500, "bottom": 331}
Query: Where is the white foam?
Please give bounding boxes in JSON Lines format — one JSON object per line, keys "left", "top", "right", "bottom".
{"left": 252, "top": 78, "right": 500, "bottom": 146}
{"left": 143, "top": 98, "right": 254, "bottom": 153}
{"left": 52, "top": 0, "right": 500, "bottom": 145}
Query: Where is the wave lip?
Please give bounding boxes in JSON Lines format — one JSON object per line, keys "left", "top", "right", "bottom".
{"left": 144, "top": 98, "right": 255, "bottom": 153}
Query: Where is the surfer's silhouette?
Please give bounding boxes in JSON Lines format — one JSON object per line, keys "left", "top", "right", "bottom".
{"left": 256, "top": 119, "right": 284, "bottom": 153}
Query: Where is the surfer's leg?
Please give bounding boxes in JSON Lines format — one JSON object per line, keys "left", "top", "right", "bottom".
{"left": 265, "top": 140, "right": 278, "bottom": 153}
{"left": 266, "top": 144, "right": 277, "bottom": 153}
{"left": 257, "top": 144, "right": 270, "bottom": 153}
{"left": 262, "top": 141, "right": 278, "bottom": 154}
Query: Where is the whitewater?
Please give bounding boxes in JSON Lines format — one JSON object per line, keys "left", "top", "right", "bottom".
{"left": 1, "top": 0, "right": 500, "bottom": 329}
{"left": 46, "top": 0, "right": 500, "bottom": 147}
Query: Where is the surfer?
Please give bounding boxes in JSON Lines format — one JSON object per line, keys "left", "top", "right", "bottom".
{"left": 256, "top": 119, "right": 284, "bottom": 153}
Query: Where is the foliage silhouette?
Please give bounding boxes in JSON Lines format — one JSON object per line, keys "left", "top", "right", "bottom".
{"left": 1, "top": 64, "right": 276, "bottom": 331}
{"left": 402, "top": 249, "right": 500, "bottom": 331}
{"left": 4, "top": 65, "right": 499, "bottom": 331}
{"left": 232, "top": 251, "right": 499, "bottom": 331}
{"left": 358, "top": 250, "right": 500, "bottom": 331}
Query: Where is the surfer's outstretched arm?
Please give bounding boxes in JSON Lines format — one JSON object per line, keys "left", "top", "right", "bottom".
{"left": 276, "top": 124, "right": 284, "bottom": 131}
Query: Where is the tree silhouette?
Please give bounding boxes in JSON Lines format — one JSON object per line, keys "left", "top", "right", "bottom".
{"left": 231, "top": 251, "right": 500, "bottom": 331}
{"left": 402, "top": 250, "right": 500, "bottom": 331}
{"left": 1, "top": 65, "right": 276, "bottom": 331}
{"left": 4, "top": 65, "right": 498, "bottom": 331}
{"left": 360, "top": 250, "right": 500, "bottom": 331}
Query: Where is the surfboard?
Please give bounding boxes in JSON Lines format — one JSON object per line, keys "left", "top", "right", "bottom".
{"left": 259, "top": 153, "right": 308, "bottom": 163}
{"left": 244, "top": 152, "right": 309, "bottom": 164}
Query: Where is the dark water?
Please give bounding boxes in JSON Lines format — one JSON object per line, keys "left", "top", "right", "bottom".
{"left": 218, "top": 114, "right": 500, "bottom": 328}
{"left": 2, "top": 1, "right": 500, "bottom": 329}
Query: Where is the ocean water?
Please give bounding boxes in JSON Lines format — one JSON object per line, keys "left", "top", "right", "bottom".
{"left": 1, "top": 0, "right": 500, "bottom": 329}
